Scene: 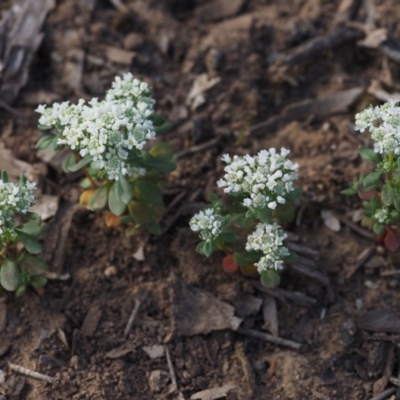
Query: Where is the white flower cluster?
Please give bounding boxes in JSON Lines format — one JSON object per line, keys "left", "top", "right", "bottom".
{"left": 374, "top": 207, "right": 389, "bottom": 225}
{"left": 36, "top": 73, "right": 155, "bottom": 180}
{"left": 355, "top": 101, "right": 400, "bottom": 155}
{"left": 217, "top": 148, "right": 298, "bottom": 211}
{"left": 0, "top": 179, "right": 36, "bottom": 237}
{"left": 245, "top": 222, "right": 289, "bottom": 273}
{"left": 190, "top": 208, "right": 223, "bottom": 241}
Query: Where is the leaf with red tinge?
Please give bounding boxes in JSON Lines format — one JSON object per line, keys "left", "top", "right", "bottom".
{"left": 222, "top": 255, "right": 238, "bottom": 273}
{"left": 358, "top": 190, "right": 379, "bottom": 201}
{"left": 384, "top": 228, "right": 400, "bottom": 252}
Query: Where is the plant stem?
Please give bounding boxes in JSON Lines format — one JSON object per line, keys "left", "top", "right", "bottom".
{"left": 73, "top": 151, "right": 98, "bottom": 188}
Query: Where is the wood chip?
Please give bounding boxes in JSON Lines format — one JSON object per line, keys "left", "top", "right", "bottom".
{"left": 195, "top": 0, "right": 245, "bottom": 22}
{"left": 190, "top": 383, "right": 237, "bottom": 400}
{"left": 321, "top": 210, "right": 341, "bottom": 232}
{"left": 104, "top": 46, "right": 135, "bottom": 65}
{"left": 262, "top": 296, "right": 278, "bottom": 337}
{"left": 166, "top": 273, "right": 242, "bottom": 340}
{"left": 105, "top": 342, "right": 135, "bottom": 359}
{"left": 358, "top": 310, "right": 400, "bottom": 334}
{"left": 80, "top": 303, "right": 102, "bottom": 337}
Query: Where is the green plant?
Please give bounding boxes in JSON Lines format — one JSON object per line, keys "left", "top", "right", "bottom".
{"left": 0, "top": 171, "right": 47, "bottom": 295}
{"left": 36, "top": 73, "right": 175, "bottom": 234}
{"left": 343, "top": 101, "right": 400, "bottom": 251}
{"left": 190, "top": 148, "right": 301, "bottom": 287}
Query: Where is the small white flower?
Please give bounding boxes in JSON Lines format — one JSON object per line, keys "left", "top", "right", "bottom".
{"left": 190, "top": 208, "right": 223, "bottom": 241}
{"left": 218, "top": 149, "right": 299, "bottom": 211}
{"left": 36, "top": 74, "right": 157, "bottom": 181}
{"left": 355, "top": 101, "right": 400, "bottom": 155}
{"left": 245, "top": 222, "right": 289, "bottom": 273}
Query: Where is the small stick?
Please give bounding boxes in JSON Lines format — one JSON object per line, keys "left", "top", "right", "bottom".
{"left": 236, "top": 328, "right": 302, "bottom": 351}
{"left": 161, "top": 190, "right": 187, "bottom": 220}
{"left": 9, "top": 363, "right": 59, "bottom": 385}
{"left": 381, "top": 270, "right": 400, "bottom": 277}
{"left": 176, "top": 137, "right": 220, "bottom": 159}
{"left": 389, "top": 376, "right": 400, "bottom": 387}
{"left": 164, "top": 345, "right": 178, "bottom": 392}
{"left": 334, "top": 213, "right": 375, "bottom": 239}
{"left": 123, "top": 299, "right": 142, "bottom": 339}
{"left": 369, "top": 387, "right": 396, "bottom": 400}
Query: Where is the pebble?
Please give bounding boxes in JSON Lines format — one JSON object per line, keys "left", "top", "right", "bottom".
{"left": 148, "top": 370, "right": 170, "bottom": 393}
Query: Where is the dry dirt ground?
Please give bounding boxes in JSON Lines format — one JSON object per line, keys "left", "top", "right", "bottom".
{"left": 1, "top": 0, "right": 400, "bottom": 399}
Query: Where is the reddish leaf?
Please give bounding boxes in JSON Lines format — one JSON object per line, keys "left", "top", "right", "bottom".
{"left": 104, "top": 211, "right": 121, "bottom": 228}
{"left": 222, "top": 255, "right": 238, "bottom": 273}
{"left": 384, "top": 228, "right": 400, "bottom": 252}
{"left": 358, "top": 190, "right": 379, "bottom": 201}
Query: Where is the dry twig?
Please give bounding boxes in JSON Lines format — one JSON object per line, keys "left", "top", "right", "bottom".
{"left": 123, "top": 298, "right": 143, "bottom": 339}
{"left": 9, "top": 363, "right": 59, "bottom": 385}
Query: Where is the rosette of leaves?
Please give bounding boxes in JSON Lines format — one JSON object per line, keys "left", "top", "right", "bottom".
{"left": 0, "top": 173, "right": 48, "bottom": 295}
{"left": 342, "top": 146, "right": 400, "bottom": 251}
{"left": 195, "top": 190, "right": 299, "bottom": 288}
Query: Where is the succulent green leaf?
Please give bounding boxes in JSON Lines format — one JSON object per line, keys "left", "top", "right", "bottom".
{"left": 135, "top": 181, "right": 163, "bottom": 204}
{"left": 286, "top": 187, "right": 302, "bottom": 201}
{"left": 260, "top": 269, "right": 281, "bottom": 288}
{"left": 36, "top": 135, "right": 54, "bottom": 149}
{"left": 233, "top": 251, "right": 262, "bottom": 267}
{"left": 149, "top": 113, "right": 167, "bottom": 126}
{"left": 30, "top": 276, "right": 48, "bottom": 288}
{"left": 16, "top": 223, "right": 44, "bottom": 239}
{"left": 18, "top": 254, "right": 48, "bottom": 276}
{"left": 373, "top": 222, "right": 386, "bottom": 235}
{"left": 1, "top": 170, "right": 8, "bottom": 183}
{"left": 363, "top": 171, "right": 381, "bottom": 187}
{"left": 153, "top": 122, "right": 173, "bottom": 134}
{"left": 17, "top": 232, "right": 42, "bottom": 254}
{"left": 274, "top": 202, "right": 295, "bottom": 223}
{"left": 88, "top": 184, "right": 109, "bottom": 211}
{"left": 394, "top": 196, "right": 400, "bottom": 213}
{"left": 231, "top": 213, "right": 254, "bottom": 228}
{"left": 146, "top": 221, "right": 162, "bottom": 235}
{"left": 15, "top": 285, "right": 26, "bottom": 297}
{"left": 203, "top": 240, "right": 213, "bottom": 257}
{"left": 62, "top": 154, "right": 77, "bottom": 173}
{"left": 128, "top": 201, "right": 153, "bottom": 225}
{"left": 341, "top": 187, "right": 358, "bottom": 196}
{"left": 108, "top": 181, "right": 127, "bottom": 216}
{"left": 359, "top": 146, "right": 381, "bottom": 163}
{"left": 37, "top": 124, "right": 53, "bottom": 131}
{"left": 256, "top": 207, "right": 272, "bottom": 223}
{"left": 51, "top": 136, "right": 60, "bottom": 151}
{"left": 0, "top": 259, "right": 21, "bottom": 291}
{"left": 142, "top": 151, "right": 176, "bottom": 174}
{"left": 67, "top": 155, "right": 92, "bottom": 172}
{"left": 149, "top": 142, "right": 175, "bottom": 160}
{"left": 118, "top": 174, "right": 134, "bottom": 204}
{"left": 381, "top": 184, "right": 394, "bottom": 206}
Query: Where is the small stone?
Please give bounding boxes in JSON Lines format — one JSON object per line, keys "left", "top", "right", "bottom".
{"left": 142, "top": 345, "right": 164, "bottom": 359}
{"left": 104, "top": 266, "right": 117, "bottom": 277}
{"left": 148, "top": 370, "right": 170, "bottom": 393}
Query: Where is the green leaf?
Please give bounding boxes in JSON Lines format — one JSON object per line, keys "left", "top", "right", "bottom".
{"left": 286, "top": 187, "right": 302, "bottom": 201}
{"left": 233, "top": 251, "right": 262, "bottom": 267}
{"left": 19, "top": 175, "right": 27, "bottom": 185}
{"left": 274, "top": 202, "right": 295, "bottom": 223}
{"left": 341, "top": 187, "right": 358, "bottom": 196}
{"left": 67, "top": 156, "right": 92, "bottom": 172}
{"left": 62, "top": 154, "right": 77, "bottom": 173}
{"left": 18, "top": 254, "right": 48, "bottom": 276}
{"left": 219, "top": 231, "right": 239, "bottom": 243}
{"left": 36, "top": 135, "right": 55, "bottom": 149}
{"left": 24, "top": 211, "right": 39, "bottom": 220}
{"left": 231, "top": 213, "right": 254, "bottom": 228}
{"left": 373, "top": 222, "right": 386, "bottom": 235}
{"left": 146, "top": 221, "right": 162, "bottom": 235}
{"left": 149, "top": 142, "right": 175, "bottom": 160}
{"left": 260, "top": 270, "right": 281, "bottom": 288}
{"left": 80, "top": 177, "right": 93, "bottom": 189}
{"left": 15, "top": 285, "right": 26, "bottom": 297}
{"left": 363, "top": 171, "right": 382, "bottom": 187}
{"left": 88, "top": 184, "right": 109, "bottom": 211}
{"left": 16, "top": 223, "right": 44, "bottom": 239}
{"left": 37, "top": 124, "right": 53, "bottom": 131}
{"left": 108, "top": 182, "right": 127, "bottom": 216}
{"left": 381, "top": 184, "right": 394, "bottom": 206}
{"left": 142, "top": 152, "right": 176, "bottom": 174}
{"left": 370, "top": 197, "right": 381, "bottom": 210}
{"left": 196, "top": 241, "right": 206, "bottom": 256}
{"left": 128, "top": 201, "right": 153, "bottom": 225}
{"left": 17, "top": 232, "right": 42, "bottom": 254}
{"left": 0, "top": 259, "right": 21, "bottom": 291}
{"left": 359, "top": 146, "right": 381, "bottom": 163}
{"left": 135, "top": 180, "right": 163, "bottom": 204}
{"left": 256, "top": 207, "right": 272, "bottom": 223}
{"left": 149, "top": 113, "right": 167, "bottom": 126}
{"left": 118, "top": 174, "right": 134, "bottom": 204}
{"left": 394, "top": 196, "right": 400, "bottom": 213}
{"left": 203, "top": 240, "right": 213, "bottom": 257}
{"left": 30, "top": 276, "right": 47, "bottom": 288}
{"left": 1, "top": 170, "right": 8, "bottom": 183}
{"left": 154, "top": 122, "right": 173, "bottom": 134}
{"left": 51, "top": 137, "right": 60, "bottom": 151}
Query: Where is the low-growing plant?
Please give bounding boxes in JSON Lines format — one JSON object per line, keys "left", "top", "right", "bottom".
{"left": 0, "top": 171, "right": 48, "bottom": 295}
{"left": 343, "top": 101, "right": 400, "bottom": 251}
{"left": 190, "top": 148, "right": 301, "bottom": 287}
{"left": 36, "top": 73, "right": 176, "bottom": 234}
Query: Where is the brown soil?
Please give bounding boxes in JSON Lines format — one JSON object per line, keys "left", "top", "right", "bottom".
{"left": 1, "top": 0, "right": 400, "bottom": 399}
